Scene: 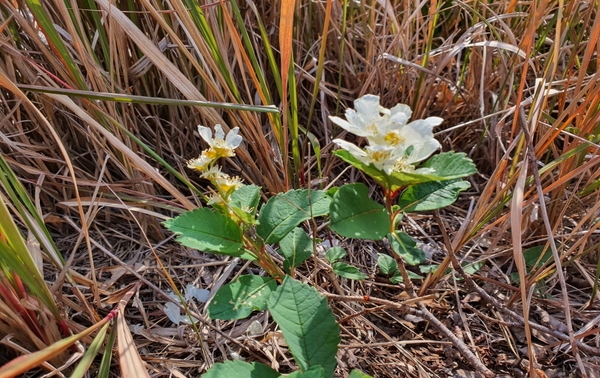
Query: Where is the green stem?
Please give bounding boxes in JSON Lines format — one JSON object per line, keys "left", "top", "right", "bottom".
{"left": 242, "top": 236, "right": 284, "bottom": 281}
{"left": 384, "top": 189, "right": 396, "bottom": 233}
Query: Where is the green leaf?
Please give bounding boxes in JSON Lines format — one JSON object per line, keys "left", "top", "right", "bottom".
{"left": 268, "top": 277, "right": 340, "bottom": 378}
{"left": 334, "top": 150, "right": 477, "bottom": 191}
{"left": 419, "top": 265, "right": 439, "bottom": 274}
{"left": 398, "top": 180, "right": 471, "bottom": 212}
{"left": 329, "top": 183, "right": 390, "bottom": 240}
{"left": 349, "top": 369, "right": 374, "bottom": 378}
{"left": 523, "top": 246, "right": 552, "bottom": 268}
{"left": 332, "top": 262, "right": 368, "bottom": 280}
{"left": 286, "top": 366, "right": 325, "bottom": 377}
{"left": 420, "top": 151, "right": 478, "bottom": 179}
{"left": 325, "top": 186, "right": 339, "bottom": 197}
{"left": 230, "top": 185, "right": 261, "bottom": 215}
{"left": 387, "top": 232, "right": 425, "bottom": 266}
{"left": 257, "top": 189, "right": 330, "bottom": 244}
{"left": 202, "top": 360, "right": 279, "bottom": 378}
{"left": 390, "top": 273, "right": 403, "bottom": 284}
{"left": 325, "top": 246, "right": 347, "bottom": 263}
{"left": 390, "top": 270, "right": 422, "bottom": 283}
{"left": 279, "top": 228, "right": 313, "bottom": 272}
{"left": 164, "top": 208, "right": 243, "bottom": 255}
{"left": 463, "top": 261, "right": 484, "bottom": 275}
{"left": 208, "top": 275, "right": 277, "bottom": 320}
{"left": 377, "top": 254, "right": 398, "bottom": 275}
{"left": 333, "top": 150, "right": 391, "bottom": 185}
{"left": 228, "top": 185, "right": 262, "bottom": 225}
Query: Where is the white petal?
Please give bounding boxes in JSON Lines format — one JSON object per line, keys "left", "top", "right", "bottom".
{"left": 164, "top": 302, "right": 183, "bottom": 325}
{"left": 345, "top": 111, "right": 377, "bottom": 136}
{"left": 353, "top": 94, "right": 382, "bottom": 120}
{"left": 333, "top": 139, "right": 367, "bottom": 158}
{"left": 330, "top": 115, "right": 370, "bottom": 137}
{"left": 198, "top": 126, "right": 214, "bottom": 145}
{"left": 225, "top": 127, "right": 243, "bottom": 148}
{"left": 185, "top": 284, "right": 210, "bottom": 303}
{"left": 407, "top": 139, "right": 441, "bottom": 164}
{"left": 214, "top": 124, "right": 225, "bottom": 141}
{"left": 390, "top": 103, "right": 412, "bottom": 120}
{"left": 389, "top": 111, "right": 409, "bottom": 126}
{"left": 329, "top": 115, "right": 353, "bottom": 130}
{"left": 424, "top": 116, "right": 443, "bottom": 126}
{"left": 402, "top": 120, "right": 436, "bottom": 140}
{"left": 188, "top": 154, "right": 213, "bottom": 171}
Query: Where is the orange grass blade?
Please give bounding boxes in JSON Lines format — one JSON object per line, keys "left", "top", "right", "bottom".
{"left": 279, "top": 0, "right": 296, "bottom": 189}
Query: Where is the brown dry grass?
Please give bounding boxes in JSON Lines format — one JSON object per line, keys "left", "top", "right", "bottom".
{"left": 1, "top": 0, "right": 599, "bottom": 376}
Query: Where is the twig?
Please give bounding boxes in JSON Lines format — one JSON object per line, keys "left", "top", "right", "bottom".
{"left": 325, "top": 291, "right": 496, "bottom": 378}
{"left": 383, "top": 239, "right": 495, "bottom": 377}
{"left": 434, "top": 214, "right": 600, "bottom": 356}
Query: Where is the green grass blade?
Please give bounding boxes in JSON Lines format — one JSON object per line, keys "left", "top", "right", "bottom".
{"left": 17, "top": 85, "right": 279, "bottom": 113}
{"left": 25, "top": 0, "right": 87, "bottom": 89}
{"left": 69, "top": 322, "right": 111, "bottom": 378}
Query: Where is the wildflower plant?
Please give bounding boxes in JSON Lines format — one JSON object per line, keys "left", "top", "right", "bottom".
{"left": 164, "top": 96, "right": 476, "bottom": 378}
{"left": 329, "top": 95, "right": 476, "bottom": 266}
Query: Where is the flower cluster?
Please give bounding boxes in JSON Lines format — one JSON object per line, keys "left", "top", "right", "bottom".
{"left": 187, "top": 124, "right": 244, "bottom": 201}
{"left": 330, "top": 95, "right": 442, "bottom": 175}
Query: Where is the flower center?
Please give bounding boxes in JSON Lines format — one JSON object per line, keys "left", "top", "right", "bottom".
{"left": 367, "top": 149, "right": 393, "bottom": 163}
{"left": 383, "top": 131, "right": 405, "bottom": 147}
{"left": 393, "top": 157, "right": 415, "bottom": 173}
{"left": 365, "top": 123, "right": 379, "bottom": 136}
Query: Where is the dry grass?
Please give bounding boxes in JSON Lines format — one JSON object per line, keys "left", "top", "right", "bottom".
{"left": 0, "top": 0, "right": 599, "bottom": 376}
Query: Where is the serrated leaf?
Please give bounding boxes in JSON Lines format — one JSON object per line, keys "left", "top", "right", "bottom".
{"left": 164, "top": 208, "right": 243, "bottom": 255}
{"left": 387, "top": 232, "right": 425, "bottom": 266}
{"left": 230, "top": 185, "right": 261, "bottom": 215}
{"left": 420, "top": 151, "right": 477, "bottom": 179}
{"left": 228, "top": 185, "right": 262, "bottom": 225}
{"left": 325, "top": 246, "right": 347, "bottom": 263}
{"left": 349, "top": 369, "right": 374, "bottom": 378}
{"left": 398, "top": 180, "right": 471, "bottom": 212}
{"left": 208, "top": 275, "right": 277, "bottom": 320}
{"left": 377, "top": 254, "right": 398, "bottom": 275}
{"left": 334, "top": 150, "right": 476, "bottom": 191}
{"left": 332, "top": 262, "right": 368, "bottom": 280}
{"left": 257, "top": 189, "right": 330, "bottom": 244}
{"left": 279, "top": 228, "right": 313, "bottom": 272}
{"left": 329, "top": 183, "right": 390, "bottom": 240}
{"left": 286, "top": 366, "right": 325, "bottom": 377}
{"left": 268, "top": 277, "right": 340, "bottom": 378}
{"left": 201, "top": 360, "right": 279, "bottom": 378}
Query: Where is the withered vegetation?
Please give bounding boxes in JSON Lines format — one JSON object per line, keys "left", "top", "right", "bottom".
{"left": 0, "top": 0, "right": 599, "bottom": 376}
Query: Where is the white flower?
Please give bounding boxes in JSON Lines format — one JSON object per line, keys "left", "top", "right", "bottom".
{"left": 200, "top": 165, "right": 224, "bottom": 181}
{"left": 333, "top": 139, "right": 397, "bottom": 174}
{"left": 188, "top": 125, "right": 243, "bottom": 172}
{"left": 215, "top": 174, "right": 244, "bottom": 193}
{"left": 187, "top": 153, "right": 213, "bottom": 172}
{"left": 206, "top": 193, "right": 227, "bottom": 207}
{"left": 198, "top": 124, "right": 242, "bottom": 159}
{"left": 329, "top": 95, "right": 382, "bottom": 138}
{"left": 330, "top": 95, "right": 443, "bottom": 174}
